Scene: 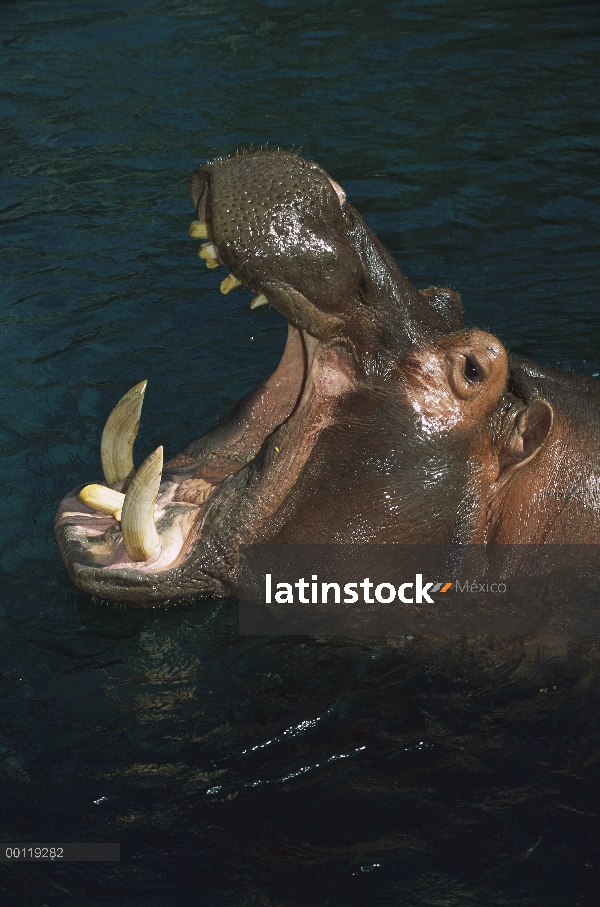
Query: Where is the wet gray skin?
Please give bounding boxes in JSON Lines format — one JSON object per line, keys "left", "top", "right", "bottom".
{"left": 54, "top": 151, "right": 600, "bottom": 605}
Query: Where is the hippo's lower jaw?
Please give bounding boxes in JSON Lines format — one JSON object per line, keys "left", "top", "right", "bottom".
{"left": 54, "top": 315, "right": 355, "bottom": 605}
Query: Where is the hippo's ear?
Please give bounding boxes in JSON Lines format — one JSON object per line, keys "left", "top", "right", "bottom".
{"left": 498, "top": 400, "right": 553, "bottom": 477}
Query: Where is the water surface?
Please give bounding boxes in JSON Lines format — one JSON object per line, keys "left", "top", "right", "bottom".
{"left": 1, "top": 1, "right": 600, "bottom": 904}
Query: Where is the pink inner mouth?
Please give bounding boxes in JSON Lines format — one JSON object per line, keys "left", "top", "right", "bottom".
{"left": 55, "top": 323, "right": 309, "bottom": 575}
{"left": 168, "top": 322, "right": 307, "bottom": 495}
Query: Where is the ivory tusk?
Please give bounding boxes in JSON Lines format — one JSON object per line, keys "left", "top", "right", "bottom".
{"left": 79, "top": 484, "right": 125, "bottom": 517}
{"left": 121, "top": 446, "right": 163, "bottom": 562}
{"left": 100, "top": 380, "right": 147, "bottom": 487}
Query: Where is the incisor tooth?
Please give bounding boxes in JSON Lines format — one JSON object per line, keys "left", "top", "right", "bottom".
{"left": 189, "top": 220, "right": 211, "bottom": 239}
{"left": 250, "top": 292, "right": 269, "bottom": 310}
{"left": 220, "top": 274, "right": 243, "bottom": 295}
{"left": 101, "top": 380, "right": 147, "bottom": 487}
{"left": 198, "top": 242, "right": 220, "bottom": 269}
{"left": 79, "top": 484, "right": 125, "bottom": 516}
{"left": 121, "top": 446, "right": 163, "bottom": 562}
{"left": 198, "top": 242, "right": 218, "bottom": 261}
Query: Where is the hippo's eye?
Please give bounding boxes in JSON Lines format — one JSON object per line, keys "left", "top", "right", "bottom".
{"left": 463, "top": 355, "right": 484, "bottom": 382}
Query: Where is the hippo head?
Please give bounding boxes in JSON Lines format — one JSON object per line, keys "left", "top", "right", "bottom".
{"left": 55, "top": 151, "right": 554, "bottom": 605}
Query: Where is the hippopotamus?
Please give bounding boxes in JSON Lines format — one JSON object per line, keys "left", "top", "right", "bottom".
{"left": 54, "top": 151, "right": 600, "bottom": 605}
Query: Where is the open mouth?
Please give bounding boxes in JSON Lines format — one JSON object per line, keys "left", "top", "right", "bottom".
{"left": 54, "top": 183, "right": 350, "bottom": 603}
{"left": 55, "top": 152, "right": 366, "bottom": 603}
{"left": 55, "top": 311, "right": 323, "bottom": 585}
{"left": 55, "top": 149, "right": 468, "bottom": 604}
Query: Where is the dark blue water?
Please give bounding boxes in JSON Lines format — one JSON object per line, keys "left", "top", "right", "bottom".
{"left": 1, "top": 1, "right": 600, "bottom": 903}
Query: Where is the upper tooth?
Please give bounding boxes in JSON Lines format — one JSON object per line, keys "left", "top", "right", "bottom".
{"left": 250, "top": 292, "right": 269, "bottom": 309}
{"left": 198, "top": 242, "right": 218, "bottom": 261}
{"left": 189, "top": 220, "right": 211, "bottom": 239}
{"left": 101, "top": 380, "right": 147, "bottom": 487}
{"left": 79, "top": 484, "right": 125, "bottom": 518}
{"left": 121, "top": 446, "right": 163, "bottom": 562}
{"left": 198, "top": 242, "right": 220, "bottom": 269}
{"left": 220, "top": 274, "right": 243, "bottom": 294}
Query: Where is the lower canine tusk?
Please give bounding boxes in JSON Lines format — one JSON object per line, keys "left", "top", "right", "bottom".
{"left": 121, "top": 446, "right": 163, "bottom": 562}
{"left": 101, "top": 380, "right": 147, "bottom": 487}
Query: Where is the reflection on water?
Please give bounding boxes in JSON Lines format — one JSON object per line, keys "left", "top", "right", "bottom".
{"left": 1, "top": 0, "right": 599, "bottom": 904}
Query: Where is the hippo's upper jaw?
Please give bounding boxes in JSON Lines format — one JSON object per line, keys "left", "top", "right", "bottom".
{"left": 55, "top": 151, "right": 471, "bottom": 606}
{"left": 191, "top": 150, "right": 463, "bottom": 370}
